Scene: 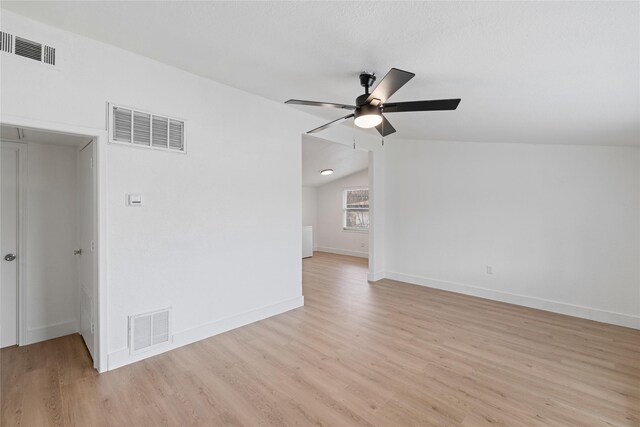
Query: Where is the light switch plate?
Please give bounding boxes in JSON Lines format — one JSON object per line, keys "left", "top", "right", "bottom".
{"left": 127, "top": 194, "right": 143, "bottom": 206}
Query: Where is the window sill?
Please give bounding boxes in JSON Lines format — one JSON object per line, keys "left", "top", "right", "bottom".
{"left": 342, "top": 228, "right": 369, "bottom": 234}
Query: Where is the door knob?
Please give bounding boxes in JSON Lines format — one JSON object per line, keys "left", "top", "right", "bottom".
{"left": 74, "top": 249, "right": 82, "bottom": 255}
{"left": 4, "top": 254, "right": 16, "bottom": 261}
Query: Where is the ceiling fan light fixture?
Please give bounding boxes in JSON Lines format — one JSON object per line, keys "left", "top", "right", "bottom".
{"left": 320, "top": 169, "right": 334, "bottom": 176}
{"left": 354, "top": 104, "right": 383, "bottom": 129}
{"left": 354, "top": 113, "right": 383, "bottom": 129}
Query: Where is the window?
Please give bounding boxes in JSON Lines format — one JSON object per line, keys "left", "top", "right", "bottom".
{"left": 343, "top": 188, "right": 369, "bottom": 231}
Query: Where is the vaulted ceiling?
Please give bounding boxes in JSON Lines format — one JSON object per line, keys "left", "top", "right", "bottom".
{"left": 302, "top": 135, "right": 368, "bottom": 187}
{"left": 3, "top": 1, "right": 639, "bottom": 146}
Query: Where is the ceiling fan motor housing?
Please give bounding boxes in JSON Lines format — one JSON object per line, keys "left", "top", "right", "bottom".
{"left": 354, "top": 103, "right": 382, "bottom": 122}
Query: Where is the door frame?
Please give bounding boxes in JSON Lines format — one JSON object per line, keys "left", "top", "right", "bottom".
{"left": 0, "top": 114, "right": 109, "bottom": 372}
{"left": 0, "top": 140, "right": 27, "bottom": 347}
{"left": 300, "top": 132, "right": 385, "bottom": 281}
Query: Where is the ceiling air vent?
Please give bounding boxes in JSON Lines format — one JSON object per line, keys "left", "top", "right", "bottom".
{"left": 129, "top": 308, "right": 172, "bottom": 354}
{"left": 109, "top": 103, "right": 186, "bottom": 153}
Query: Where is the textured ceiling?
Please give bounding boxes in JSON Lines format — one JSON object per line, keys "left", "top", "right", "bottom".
{"left": 302, "top": 135, "right": 368, "bottom": 187}
{"left": 3, "top": 1, "right": 639, "bottom": 146}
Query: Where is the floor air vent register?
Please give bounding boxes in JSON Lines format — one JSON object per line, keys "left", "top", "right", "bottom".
{"left": 128, "top": 308, "right": 172, "bottom": 354}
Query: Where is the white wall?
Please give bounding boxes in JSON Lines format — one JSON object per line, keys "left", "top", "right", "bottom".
{"left": 301, "top": 186, "right": 317, "bottom": 245}
{"left": 316, "top": 169, "right": 369, "bottom": 258}
{"left": 384, "top": 139, "right": 640, "bottom": 328}
{"left": 26, "top": 142, "right": 79, "bottom": 343}
{"left": 1, "top": 11, "right": 320, "bottom": 369}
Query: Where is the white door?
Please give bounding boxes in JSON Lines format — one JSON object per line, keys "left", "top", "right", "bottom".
{"left": 1, "top": 145, "right": 19, "bottom": 348}
{"left": 78, "top": 141, "right": 96, "bottom": 361}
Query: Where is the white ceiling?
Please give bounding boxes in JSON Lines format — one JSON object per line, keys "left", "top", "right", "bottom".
{"left": 302, "top": 135, "right": 368, "bottom": 187}
{"left": 0, "top": 125, "right": 93, "bottom": 147}
{"left": 3, "top": 1, "right": 639, "bottom": 146}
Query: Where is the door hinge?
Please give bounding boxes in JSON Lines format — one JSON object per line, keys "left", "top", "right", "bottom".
{"left": 91, "top": 322, "right": 95, "bottom": 334}
{"left": 90, "top": 240, "right": 95, "bottom": 252}
{"left": 90, "top": 156, "right": 94, "bottom": 168}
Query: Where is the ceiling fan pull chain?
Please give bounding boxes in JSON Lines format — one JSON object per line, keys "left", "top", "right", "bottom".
{"left": 353, "top": 119, "right": 356, "bottom": 149}
{"left": 381, "top": 117, "right": 385, "bottom": 146}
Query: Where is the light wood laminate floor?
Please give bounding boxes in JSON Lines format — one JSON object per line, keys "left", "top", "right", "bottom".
{"left": 2, "top": 252, "right": 639, "bottom": 426}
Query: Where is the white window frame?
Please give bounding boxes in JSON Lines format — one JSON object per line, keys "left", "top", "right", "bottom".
{"left": 107, "top": 102, "right": 187, "bottom": 154}
{"left": 343, "top": 187, "right": 369, "bottom": 232}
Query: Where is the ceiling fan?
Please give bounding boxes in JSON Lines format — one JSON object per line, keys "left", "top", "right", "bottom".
{"left": 285, "top": 68, "right": 461, "bottom": 137}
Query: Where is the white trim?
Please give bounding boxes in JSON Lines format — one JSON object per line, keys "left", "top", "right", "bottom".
{"left": 0, "top": 140, "right": 27, "bottom": 346}
{"left": 0, "top": 114, "right": 108, "bottom": 372}
{"left": 93, "top": 133, "right": 108, "bottom": 373}
{"left": 367, "top": 271, "right": 386, "bottom": 282}
{"left": 25, "top": 320, "right": 77, "bottom": 345}
{"left": 108, "top": 296, "right": 304, "bottom": 370}
{"left": 315, "top": 247, "right": 368, "bottom": 259}
{"left": 384, "top": 271, "right": 640, "bottom": 330}
{"left": 1, "top": 114, "right": 104, "bottom": 138}
{"left": 367, "top": 150, "right": 384, "bottom": 283}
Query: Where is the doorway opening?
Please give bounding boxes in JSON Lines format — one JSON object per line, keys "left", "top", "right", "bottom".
{"left": 1, "top": 125, "right": 99, "bottom": 368}
{"left": 301, "top": 134, "right": 371, "bottom": 264}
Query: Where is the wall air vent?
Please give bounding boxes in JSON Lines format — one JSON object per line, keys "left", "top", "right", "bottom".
{"left": 15, "top": 36, "right": 42, "bottom": 61}
{"left": 43, "top": 45, "right": 56, "bottom": 65}
{"left": 0, "top": 31, "right": 13, "bottom": 53}
{"left": 0, "top": 31, "right": 56, "bottom": 66}
{"left": 129, "top": 308, "right": 172, "bottom": 354}
{"left": 109, "top": 103, "right": 186, "bottom": 153}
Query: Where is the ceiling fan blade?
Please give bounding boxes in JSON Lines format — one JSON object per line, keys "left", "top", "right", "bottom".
{"left": 375, "top": 115, "right": 396, "bottom": 137}
{"left": 365, "top": 68, "right": 415, "bottom": 104}
{"left": 285, "top": 99, "right": 356, "bottom": 110}
{"left": 383, "top": 98, "right": 461, "bottom": 113}
{"left": 307, "top": 114, "right": 355, "bottom": 134}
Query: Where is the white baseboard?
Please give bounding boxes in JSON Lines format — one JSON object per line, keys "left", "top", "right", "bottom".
{"left": 385, "top": 272, "right": 640, "bottom": 330}
{"left": 367, "top": 271, "right": 386, "bottom": 282}
{"left": 108, "top": 296, "right": 304, "bottom": 370}
{"left": 315, "top": 246, "right": 368, "bottom": 259}
{"left": 25, "top": 319, "right": 78, "bottom": 345}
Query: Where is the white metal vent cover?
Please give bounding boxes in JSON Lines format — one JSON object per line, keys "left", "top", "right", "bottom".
{"left": 0, "top": 31, "right": 56, "bottom": 65}
{"left": 128, "top": 307, "right": 172, "bottom": 354}
{"left": 108, "top": 103, "right": 186, "bottom": 153}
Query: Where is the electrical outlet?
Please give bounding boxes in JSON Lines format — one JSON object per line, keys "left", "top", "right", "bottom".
{"left": 486, "top": 265, "right": 493, "bottom": 274}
